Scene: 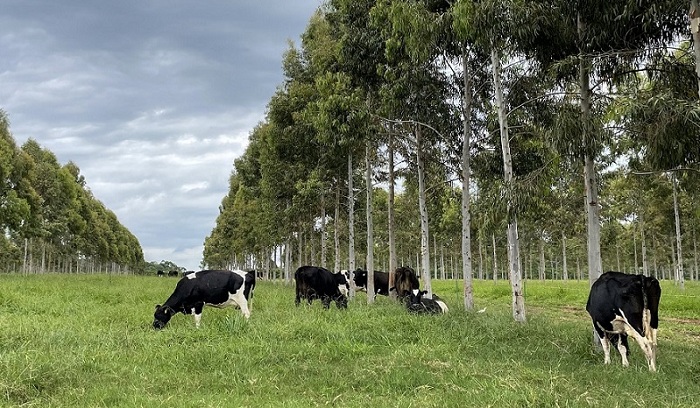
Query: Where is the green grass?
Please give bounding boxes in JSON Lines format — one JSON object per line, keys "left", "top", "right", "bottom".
{"left": 1, "top": 274, "right": 699, "bottom": 407}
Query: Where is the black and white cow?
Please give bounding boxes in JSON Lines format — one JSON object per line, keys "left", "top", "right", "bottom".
{"left": 167, "top": 270, "right": 179, "bottom": 277}
{"left": 586, "top": 271, "right": 661, "bottom": 371}
{"left": 153, "top": 269, "right": 255, "bottom": 329}
{"left": 392, "top": 266, "right": 420, "bottom": 300}
{"left": 405, "top": 289, "right": 449, "bottom": 314}
{"left": 353, "top": 269, "right": 389, "bottom": 296}
{"left": 157, "top": 270, "right": 165, "bottom": 277}
{"left": 294, "top": 265, "right": 349, "bottom": 309}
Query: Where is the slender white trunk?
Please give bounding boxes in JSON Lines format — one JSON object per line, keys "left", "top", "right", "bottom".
{"left": 633, "top": 225, "right": 639, "bottom": 273}
{"left": 461, "top": 51, "right": 474, "bottom": 310}
{"left": 334, "top": 185, "right": 341, "bottom": 273}
{"left": 365, "top": 142, "right": 375, "bottom": 303}
{"left": 491, "top": 47, "right": 525, "bottom": 322}
{"left": 492, "top": 233, "right": 498, "bottom": 282}
{"left": 672, "top": 173, "right": 685, "bottom": 289}
{"left": 320, "top": 192, "right": 327, "bottom": 269}
{"left": 691, "top": 0, "right": 700, "bottom": 98}
{"left": 416, "top": 126, "right": 432, "bottom": 297}
{"left": 641, "top": 212, "right": 649, "bottom": 276}
{"left": 562, "top": 232, "right": 568, "bottom": 280}
{"left": 693, "top": 227, "right": 698, "bottom": 281}
{"left": 388, "top": 131, "right": 397, "bottom": 300}
{"left": 539, "top": 237, "right": 546, "bottom": 280}
{"left": 348, "top": 153, "right": 356, "bottom": 298}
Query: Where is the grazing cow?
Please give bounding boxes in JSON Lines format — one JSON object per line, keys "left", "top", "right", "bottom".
{"left": 392, "top": 266, "right": 420, "bottom": 300}
{"left": 294, "top": 265, "right": 349, "bottom": 309}
{"left": 157, "top": 270, "right": 165, "bottom": 277}
{"left": 153, "top": 269, "right": 255, "bottom": 329}
{"left": 353, "top": 269, "right": 389, "bottom": 296}
{"left": 586, "top": 271, "right": 661, "bottom": 371}
{"left": 167, "top": 270, "right": 178, "bottom": 277}
{"left": 405, "top": 289, "right": 448, "bottom": 314}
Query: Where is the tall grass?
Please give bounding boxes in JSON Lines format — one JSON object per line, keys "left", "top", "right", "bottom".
{"left": 0, "top": 274, "right": 698, "bottom": 407}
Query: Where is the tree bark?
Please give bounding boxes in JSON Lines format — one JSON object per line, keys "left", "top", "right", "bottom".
{"left": 672, "top": 172, "right": 685, "bottom": 289}
{"left": 320, "top": 192, "right": 327, "bottom": 268}
{"left": 416, "top": 125, "right": 433, "bottom": 297}
{"left": 348, "top": 153, "right": 356, "bottom": 298}
{"left": 491, "top": 47, "right": 525, "bottom": 322}
{"left": 365, "top": 142, "right": 375, "bottom": 303}
{"left": 641, "top": 212, "right": 649, "bottom": 276}
{"left": 562, "top": 232, "right": 568, "bottom": 280}
{"left": 388, "top": 131, "right": 397, "bottom": 300}
{"left": 334, "top": 185, "right": 341, "bottom": 273}
{"left": 691, "top": 0, "right": 700, "bottom": 98}
{"left": 461, "top": 50, "right": 474, "bottom": 310}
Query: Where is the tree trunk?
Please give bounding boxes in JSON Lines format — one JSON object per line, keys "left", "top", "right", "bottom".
{"left": 641, "top": 212, "right": 649, "bottom": 276}
{"left": 693, "top": 227, "right": 698, "bottom": 281}
{"left": 691, "top": 0, "right": 700, "bottom": 98}
{"left": 365, "top": 142, "right": 375, "bottom": 304}
{"left": 388, "top": 131, "right": 398, "bottom": 300}
{"left": 672, "top": 173, "right": 685, "bottom": 289}
{"left": 334, "top": 185, "right": 341, "bottom": 273}
{"left": 539, "top": 237, "right": 546, "bottom": 280}
{"left": 491, "top": 47, "right": 525, "bottom": 322}
{"left": 461, "top": 50, "right": 474, "bottom": 310}
{"left": 492, "top": 233, "right": 498, "bottom": 282}
{"left": 416, "top": 125, "right": 432, "bottom": 297}
{"left": 562, "top": 232, "right": 568, "bottom": 280}
{"left": 320, "top": 192, "right": 327, "bottom": 269}
{"left": 478, "top": 235, "right": 484, "bottom": 280}
{"left": 348, "top": 153, "right": 356, "bottom": 298}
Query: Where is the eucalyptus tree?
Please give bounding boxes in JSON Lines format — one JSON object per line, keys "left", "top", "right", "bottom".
{"left": 520, "top": 0, "right": 687, "bottom": 290}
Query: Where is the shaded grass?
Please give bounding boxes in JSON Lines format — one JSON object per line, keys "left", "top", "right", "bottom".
{"left": 0, "top": 274, "right": 699, "bottom": 407}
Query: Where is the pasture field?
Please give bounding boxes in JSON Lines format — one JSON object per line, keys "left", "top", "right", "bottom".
{"left": 0, "top": 274, "right": 699, "bottom": 407}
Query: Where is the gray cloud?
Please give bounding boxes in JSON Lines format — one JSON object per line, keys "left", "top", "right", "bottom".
{"left": 1, "top": 0, "right": 321, "bottom": 270}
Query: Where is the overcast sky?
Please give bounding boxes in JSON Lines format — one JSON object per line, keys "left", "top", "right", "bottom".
{"left": 1, "top": 1, "right": 323, "bottom": 271}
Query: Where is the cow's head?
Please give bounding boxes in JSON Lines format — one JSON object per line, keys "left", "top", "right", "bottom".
{"left": 405, "top": 289, "right": 427, "bottom": 313}
{"left": 153, "top": 304, "right": 175, "bottom": 330}
{"left": 352, "top": 268, "right": 368, "bottom": 290}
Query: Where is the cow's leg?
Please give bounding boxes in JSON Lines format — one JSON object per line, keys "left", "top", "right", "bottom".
{"left": 229, "top": 290, "right": 251, "bottom": 319}
{"left": 614, "top": 311, "right": 657, "bottom": 372}
{"left": 322, "top": 296, "right": 331, "bottom": 309}
{"left": 616, "top": 336, "right": 629, "bottom": 367}
{"left": 598, "top": 331, "right": 612, "bottom": 365}
{"left": 193, "top": 303, "right": 205, "bottom": 328}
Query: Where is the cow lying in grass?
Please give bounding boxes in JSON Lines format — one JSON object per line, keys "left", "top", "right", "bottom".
{"left": 405, "top": 289, "right": 448, "bottom": 314}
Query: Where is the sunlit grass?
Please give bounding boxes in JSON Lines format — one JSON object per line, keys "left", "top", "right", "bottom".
{"left": 0, "top": 274, "right": 698, "bottom": 407}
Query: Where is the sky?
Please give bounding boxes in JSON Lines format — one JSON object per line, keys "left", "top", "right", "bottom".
{"left": 1, "top": 0, "right": 323, "bottom": 271}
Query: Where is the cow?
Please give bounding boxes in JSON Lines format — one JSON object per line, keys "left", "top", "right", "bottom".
{"left": 405, "top": 289, "right": 449, "bottom": 314}
{"left": 153, "top": 269, "right": 255, "bottom": 329}
{"left": 586, "top": 271, "right": 661, "bottom": 371}
{"left": 157, "top": 270, "right": 165, "bottom": 277}
{"left": 392, "top": 266, "right": 420, "bottom": 300}
{"left": 294, "top": 265, "right": 349, "bottom": 309}
{"left": 353, "top": 269, "right": 389, "bottom": 296}
{"left": 167, "top": 270, "right": 178, "bottom": 277}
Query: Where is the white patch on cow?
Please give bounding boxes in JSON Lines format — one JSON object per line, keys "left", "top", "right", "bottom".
{"left": 206, "top": 290, "right": 250, "bottom": 319}
{"left": 435, "top": 300, "right": 449, "bottom": 314}
{"left": 194, "top": 313, "right": 202, "bottom": 328}
{"left": 338, "top": 284, "right": 349, "bottom": 297}
{"left": 412, "top": 289, "right": 419, "bottom": 296}
{"left": 599, "top": 334, "right": 612, "bottom": 364}
{"left": 186, "top": 272, "right": 197, "bottom": 280}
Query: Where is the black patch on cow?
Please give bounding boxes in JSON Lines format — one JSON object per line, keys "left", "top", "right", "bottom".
{"left": 295, "top": 265, "right": 348, "bottom": 309}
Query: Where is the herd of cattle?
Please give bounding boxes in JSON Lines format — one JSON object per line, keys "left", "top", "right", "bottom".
{"left": 152, "top": 267, "right": 661, "bottom": 371}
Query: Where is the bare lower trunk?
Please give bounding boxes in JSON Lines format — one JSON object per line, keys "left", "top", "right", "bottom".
{"left": 388, "top": 131, "right": 397, "bottom": 300}
{"left": 691, "top": 0, "right": 700, "bottom": 98}
{"left": 641, "top": 212, "right": 649, "bottom": 276}
{"left": 320, "top": 192, "right": 327, "bottom": 268}
{"left": 416, "top": 125, "right": 432, "bottom": 297}
{"left": 348, "top": 153, "right": 356, "bottom": 298}
{"left": 334, "top": 185, "right": 341, "bottom": 273}
{"left": 366, "top": 142, "right": 375, "bottom": 303}
{"left": 461, "top": 51, "right": 474, "bottom": 310}
{"left": 562, "top": 232, "right": 568, "bottom": 280}
{"left": 492, "top": 47, "right": 524, "bottom": 322}
{"left": 672, "top": 173, "right": 685, "bottom": 289}
{"left": 492, "top": 233, "right": 498, "bottom": 282}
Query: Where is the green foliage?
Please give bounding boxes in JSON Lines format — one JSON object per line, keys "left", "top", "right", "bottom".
{"left": 1, "top": 274, "right": 699, "bottom": 407}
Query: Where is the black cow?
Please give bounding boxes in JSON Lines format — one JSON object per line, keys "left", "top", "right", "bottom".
{"left": 405, "top": 289, "right": 449, "bottom": 314}
{"left": 167, "top": 270, "right": 178, "bottom": 277}
{"left": 353, "top": 269, "right": 389, "bottom": 296}
{"left": 157, "top": 270, "right": 165, "bottom": 277}
{"left": 392, "top": 266, "right": 420, "bottom": 300}
{"left": 294, "top": 266, "right": 349, "bottom": 309}
{"left": 153, "top": 269, "right": 255, "bottom": 329}
{"left": 586, "top": 271, "right": 661, "bottom": 371}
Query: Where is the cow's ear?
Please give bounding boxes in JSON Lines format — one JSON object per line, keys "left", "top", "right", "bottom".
{"left": 155, "top": 304, "right": 161, "bottom": 310}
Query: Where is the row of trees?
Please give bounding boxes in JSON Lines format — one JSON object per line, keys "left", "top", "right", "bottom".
{"left": 203, "top": 0, "right": 699, "bottom": 320}
{"left": 0, "top": 110, "right": 144, "bottom": 273}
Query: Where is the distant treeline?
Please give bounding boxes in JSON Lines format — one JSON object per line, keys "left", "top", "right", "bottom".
{"left": 0, "top": 109, "right": 144, "bottom": 273}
